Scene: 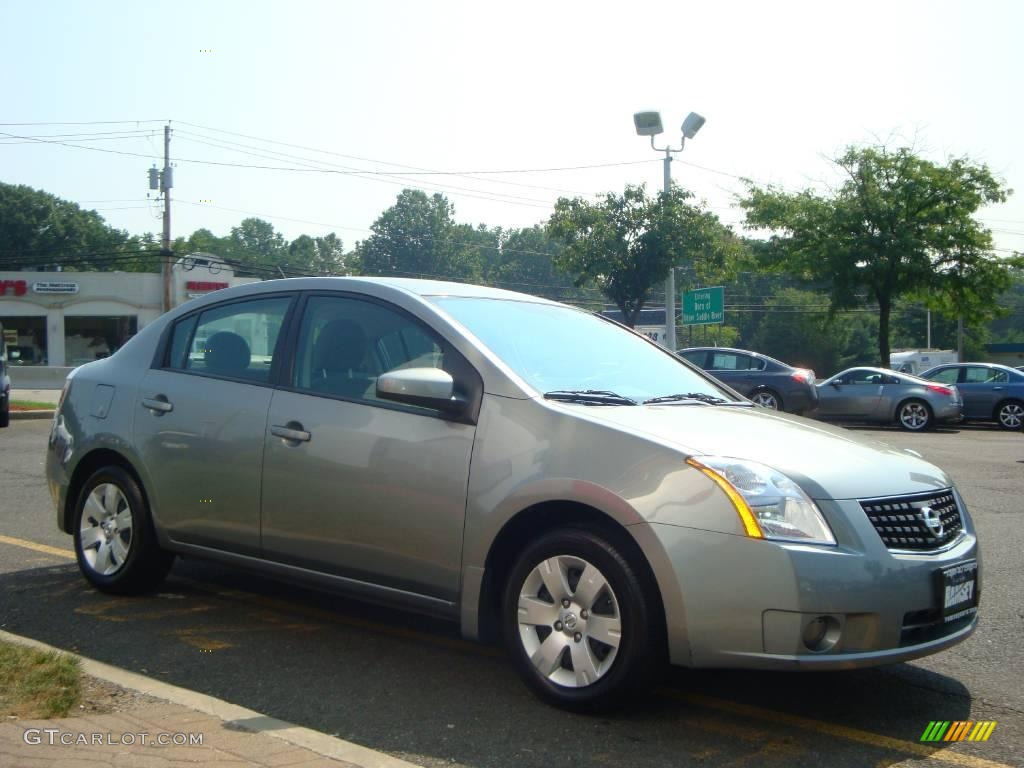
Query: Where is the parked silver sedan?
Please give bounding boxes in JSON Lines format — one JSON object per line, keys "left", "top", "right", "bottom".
{"left": 813, "top": 367, "right": 962, "bottom": 431}
{"left": 47, "top": 279, "right": 980, "bottom": 711}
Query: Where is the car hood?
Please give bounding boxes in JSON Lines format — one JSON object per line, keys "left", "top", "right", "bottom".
{"left": 567, "top": 403, "right": 952, "bottom": 500}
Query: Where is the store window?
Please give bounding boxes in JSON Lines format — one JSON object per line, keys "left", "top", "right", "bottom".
{"left": 0, "top": 316, "right": 47, "bottom": 366}
{"left": 64, "top": 316, "right": 138, "bottom": 365}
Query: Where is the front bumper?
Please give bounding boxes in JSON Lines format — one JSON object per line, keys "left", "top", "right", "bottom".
{"left": 647, "top": 494, "right": 980, "bottom": 669}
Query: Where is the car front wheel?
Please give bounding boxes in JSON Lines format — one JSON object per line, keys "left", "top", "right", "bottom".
{"left": 73, "top": 466, "right": 173, "bottom": 594}
{"left": 502, "top": 526, "right": 659, "bottom": 712}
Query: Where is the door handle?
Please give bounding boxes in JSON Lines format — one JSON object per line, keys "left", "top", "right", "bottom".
{"left": 141, "top": 396, "right": 173, "bottom": 413}
{"left": 992, "top": 386, "right": 1004, "bottom": 391}
{"left": 271, "top": 423, "right": 311, "bottom": 443}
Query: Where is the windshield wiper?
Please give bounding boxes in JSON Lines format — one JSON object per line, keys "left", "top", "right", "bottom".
{"left": 643, "top": 392, "right": 731, "bottom": 405}
{"left": 544, "top": 390, "right": 638, "bottom": 406}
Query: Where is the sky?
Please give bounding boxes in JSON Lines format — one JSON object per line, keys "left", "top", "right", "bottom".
{"left": 2, "top": 0, "right": 1023, "bottom": 260}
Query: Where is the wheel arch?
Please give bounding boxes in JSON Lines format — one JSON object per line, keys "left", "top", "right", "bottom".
{"left": 62, "top": 448, "right": 151, "bottom": 534}
{"left": 472, "top": 500, "right": 668, "bottom": 657}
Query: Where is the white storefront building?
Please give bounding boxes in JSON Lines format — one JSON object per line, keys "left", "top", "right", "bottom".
{"left": 0, "top": 261, "right": 259, "bottom": 388}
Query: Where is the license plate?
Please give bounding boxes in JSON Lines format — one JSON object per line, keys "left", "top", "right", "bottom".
{"left": 939, "top": 560, "right": 978, "bottom": 621}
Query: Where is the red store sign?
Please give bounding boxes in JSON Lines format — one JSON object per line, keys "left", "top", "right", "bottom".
{"left": 0, "top": 280, "right": 28, "bottom": 296}
{"left": 185, "top": 281, "right": 229, "bottom": 291}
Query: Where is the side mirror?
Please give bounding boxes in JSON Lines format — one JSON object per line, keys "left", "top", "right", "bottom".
{"left": 830, "top": 380, "right": 841, "bottom": 388}
{"left": 377, "top": 367, "right": 466, "bottom": 415}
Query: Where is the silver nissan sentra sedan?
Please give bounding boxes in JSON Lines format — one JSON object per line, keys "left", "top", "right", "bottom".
{"left": 47, "top": 278, "right": 981, "bottom": 711}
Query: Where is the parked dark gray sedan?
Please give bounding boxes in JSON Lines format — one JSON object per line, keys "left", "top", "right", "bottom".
{"left": 46, "top": 279, "right": 981, "bottom": 711}
{"left": 921, "top": 363, "right": 1024, "bottom": 430}
{"left": 813, "top": 367, "right": 962, "bottom": 431}
{"left": 677, "top": 347, "right": 817, "bottom": 414}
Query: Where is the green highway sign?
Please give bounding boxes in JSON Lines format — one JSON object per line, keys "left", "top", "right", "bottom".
{"left": 682, "top": 286, "right": 724, "bottom": 326}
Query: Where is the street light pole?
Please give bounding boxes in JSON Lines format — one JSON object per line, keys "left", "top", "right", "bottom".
{"left": 633, "top": 111, "right": 705, "bottom": 351}
{"left": 661, "top": 145, "right": 676, "bottom": 351}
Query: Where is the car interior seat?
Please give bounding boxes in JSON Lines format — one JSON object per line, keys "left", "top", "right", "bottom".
{"left": 310, "top": 318, "right": 374, "bottom": 399}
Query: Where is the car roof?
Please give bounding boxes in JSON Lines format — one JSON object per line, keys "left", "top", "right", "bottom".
{"left": 677, "top": 346, "right": 792, "bottom": 368}
{"left": 246, "top": 276, "right": 561, "bottom": 304}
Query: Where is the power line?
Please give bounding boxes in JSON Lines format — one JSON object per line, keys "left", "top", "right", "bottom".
{"left": 0, "top": 119, "right": 168, "bottom": 126}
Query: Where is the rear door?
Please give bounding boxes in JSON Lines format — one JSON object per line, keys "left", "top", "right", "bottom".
{"left": 958, "top": 366, "right": 1006, "bottom": 419}
{"left": 706, "top": 351, "right": 759, "bottom": 396}
{"left": 134, "top": 294, "right": 295, "bottom": 555}
{"left": 259, "top": 293, "right": 479, "bottom": 603}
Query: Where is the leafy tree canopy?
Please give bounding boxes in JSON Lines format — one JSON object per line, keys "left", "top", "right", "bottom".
{"left": 547, "top": 184, "right": 734, "bottom": 327}
{"left": 0, "top": 182, "right": 131, "bottom": 270}
{"left": 741, "top": 145, "right": 1012, "bottom": 364}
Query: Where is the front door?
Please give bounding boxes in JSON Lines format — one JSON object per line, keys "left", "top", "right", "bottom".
{"left": 134, "top": 294, "right": 293, "bottom": 555}
{"left": 259, "top": 294, "right": 477, "bottom": 602}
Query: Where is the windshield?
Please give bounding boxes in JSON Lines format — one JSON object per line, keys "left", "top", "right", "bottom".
{"left": 432, "top": 297, "right": 736, "bottom": 403}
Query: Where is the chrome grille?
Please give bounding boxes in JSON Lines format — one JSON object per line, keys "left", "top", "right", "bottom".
{"left": 859, "top": 489, "right": 963, "bottom": 551}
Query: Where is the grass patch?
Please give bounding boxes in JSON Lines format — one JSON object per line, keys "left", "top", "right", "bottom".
{"left": 0, "top": 641, "right": 82, "bottom": 718}
{"left": 10, "top": 400, "right": 55, "bottom": 411}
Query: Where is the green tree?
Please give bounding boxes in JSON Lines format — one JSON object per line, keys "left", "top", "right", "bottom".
{"left": 224, "top": 217, "right": 287, "bottom": 273}
{"left": 312, "top": 233, "right": 347, "bottom": 275}
{"left": 0, "top": 182, "right": 131, "bottom": 270}
{"left": 547, "top": 184, "right": 731, "bottom": 327}
{"left": 356, "top": 190, "right": 479, "bottom": 280}
{"left": 741, "top": 145, "right": 1011, "bottom": 365}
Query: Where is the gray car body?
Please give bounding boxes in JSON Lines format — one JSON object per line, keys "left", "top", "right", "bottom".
{"left": 812, "top": 367, "right": 963, "bottom": 426}
{"left": 47, "top": 278, "right": 979, "bottom": 670}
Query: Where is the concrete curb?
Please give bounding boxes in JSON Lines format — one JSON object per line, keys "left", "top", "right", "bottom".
{"left": 0, "top": 629, "right": 421, "bottom": 768}
{"left": 10, "top": 409, "right": 54, "bottom": 420}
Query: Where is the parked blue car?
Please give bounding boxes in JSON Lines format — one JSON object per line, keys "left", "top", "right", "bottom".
{"left": 921, "top": 363, "right": 1024, "bottom": 430}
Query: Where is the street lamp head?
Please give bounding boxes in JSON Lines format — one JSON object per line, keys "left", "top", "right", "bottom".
{"left": 633, "top": 111, "right": 664, "bottom": 137}
{"left": 681, "top": 112, "right": 706, "bottom": 139}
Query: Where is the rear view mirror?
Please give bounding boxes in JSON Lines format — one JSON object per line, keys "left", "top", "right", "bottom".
{"left": 377, "top": 367, "right": 466, "bottom": 414}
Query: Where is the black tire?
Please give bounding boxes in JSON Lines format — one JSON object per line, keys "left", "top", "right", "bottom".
{"left": 73, "top": 466, "right": 173, "bottom": 594}
{"left": 0, "top": 397, "right": 8, "bottom": 428}
{"left": 896, "top": 399, "right": 933, "bottom": 431}
{"left": 750, "top": 388, "right": 782, "bottom": 410}
{"left": 501, "top": 526, "right": 659, "bottom": 713}
{"left": 994, "top": 399, "right": 1023, "bottom": 431}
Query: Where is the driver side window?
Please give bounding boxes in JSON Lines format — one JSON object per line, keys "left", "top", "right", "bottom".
{"left": 292, "top": 295, "right": 446, "bottom": 407}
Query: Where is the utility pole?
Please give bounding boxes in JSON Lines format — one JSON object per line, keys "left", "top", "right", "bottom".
{"left": 161, "top": 124, "right": 173, "bottom": 312}
{"left": 662, "top": 149, "right": 676, "bottom": 350}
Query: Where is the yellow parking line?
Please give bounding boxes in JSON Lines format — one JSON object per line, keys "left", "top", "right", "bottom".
{"left": 658, "top": 689, "right": 1012, "bottom": 768}
{"left": 0, "top": 532, "right": 1012, "bottom": 767}
{"left": 0, "top": 533, "right": 74, "bottom": 559}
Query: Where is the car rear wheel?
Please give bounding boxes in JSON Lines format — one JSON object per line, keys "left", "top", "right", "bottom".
{"left": 750, "top": 389, "right": 782, "bottom": 410}
{"left": 73, "top": 466, "right": 173, "bottom": 594}
{"left": 897, "top": 399, "right": 932, "bottom": 431}
{"left": 0, "top": 396, "right": 8, "bottom": 428}
{"left": 995, "top": 400, "right": 1023, "bottom": 430}
{"left": 502, "top": 526, "right": 658, "bottom": 713}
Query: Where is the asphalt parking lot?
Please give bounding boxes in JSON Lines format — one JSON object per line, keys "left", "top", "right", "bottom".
{"left": 1, "top": 418, "right": 1022, "bottom": 768}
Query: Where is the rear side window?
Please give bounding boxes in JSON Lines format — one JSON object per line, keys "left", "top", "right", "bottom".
{"left": 710, "top": 352, "right": 761, "bottom": 371}
{"left": 167, "top": 296, "right": 291, "bottom": 383}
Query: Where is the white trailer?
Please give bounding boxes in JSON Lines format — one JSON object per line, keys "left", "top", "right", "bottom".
{"left": 888, "top": 349, "right": 958, "bottom": 375}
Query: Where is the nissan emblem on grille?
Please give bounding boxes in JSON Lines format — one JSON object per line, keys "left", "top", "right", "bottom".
{"left": 920, "top": 506, "right": 944, "bottom": 538}
{"left": 859, "top": 490, "right": 963, "bottom": 551}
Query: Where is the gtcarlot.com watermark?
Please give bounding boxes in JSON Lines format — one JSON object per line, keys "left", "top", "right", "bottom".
{"left": 24, "top": 729, "right": 204, "bottom": 747}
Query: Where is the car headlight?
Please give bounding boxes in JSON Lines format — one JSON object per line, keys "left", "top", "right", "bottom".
{"left": 686, "top": 456, "right": 836, "bottom": 545}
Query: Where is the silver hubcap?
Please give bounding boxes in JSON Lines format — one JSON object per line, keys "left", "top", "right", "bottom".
{"left": 79, "top": 483, "right": 133, "bottom": 576}
{"left": 999, "top": 403, "right": 1022, "bottom": 428}
{"left": 752, "top": 392, "right": 778, "bottom": 409}
{"left": 900, "top": 402, "right": 929, "bottom": 430}
{"left": 517, "top": 555, "right": 621, "bottom": 688}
